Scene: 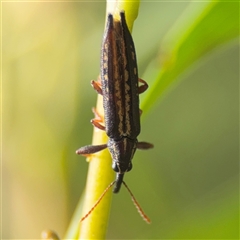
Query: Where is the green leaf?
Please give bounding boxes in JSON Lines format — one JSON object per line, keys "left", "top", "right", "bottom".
{"left": 141, "top": 1, "right": 239, "bottom": 113}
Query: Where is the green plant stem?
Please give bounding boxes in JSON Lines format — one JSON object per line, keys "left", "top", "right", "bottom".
{"left": 78, "top": 2, "right": 140, "bottom": 239}
{"left": 78, "top": 96, "right": 114, "bottom": 239}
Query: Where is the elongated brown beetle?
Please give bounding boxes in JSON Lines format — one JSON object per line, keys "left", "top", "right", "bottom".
{"left": 76, "top": 11, "right": 153, "bottom": 223}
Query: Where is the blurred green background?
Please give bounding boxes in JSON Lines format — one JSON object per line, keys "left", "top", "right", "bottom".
{"left": 2, "top": 1, "right": 239, "bottom": 239}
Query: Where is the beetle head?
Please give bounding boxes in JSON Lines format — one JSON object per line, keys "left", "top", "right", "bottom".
{"left": 108, "top": 137, "right": 137, "bottom": 174}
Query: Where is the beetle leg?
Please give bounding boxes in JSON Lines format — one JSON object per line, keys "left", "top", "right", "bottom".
{"left": 76, "top": 143, "right": 107, "bottom": 156}
{"left": 138, "top": 78, "right": 148, "bottom": 94}
{"left": 91, "top": 107, "right": 106, "bottom": 130}
{"left": 91, "top": 119, "right": 106, "bottom": 130}
{"left": 137, "top": 142, "right": 154, "bottom": 150}
{"left": 139, "top": 109, "right": 143, "bottom": 116}
{"left": 91, "top": 80, "right": 103, "bottom": 95}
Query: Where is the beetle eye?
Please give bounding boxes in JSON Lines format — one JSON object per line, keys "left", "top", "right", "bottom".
{"left": 112, "top": 163, "right": 119, "bottom": 172}
{"left": 126, "top": 163, "right": 132, "bottom": 172}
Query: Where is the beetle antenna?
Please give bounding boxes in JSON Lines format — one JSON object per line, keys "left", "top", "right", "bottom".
{"left": 80, "top": 181, "right": 116, "bottom": 222}
{"left": 122, "top": 181, "right": 151, "bottom": 224}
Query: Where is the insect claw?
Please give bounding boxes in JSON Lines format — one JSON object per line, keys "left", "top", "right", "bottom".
{"left": 91, "top": 80, "right": 103, "bottom": 95}
{"left": 138, "top": 78, "right": 148, "bottom": 94}
{"left": 91, "top": 119, "right": 106, "bottom": 131}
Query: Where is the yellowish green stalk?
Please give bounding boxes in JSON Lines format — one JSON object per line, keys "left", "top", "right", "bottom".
{"left": 78, "top": 96, "right": 114, "bottom": 240}
{"left": 78, "top": 1, "right": 140, "bottom": 239}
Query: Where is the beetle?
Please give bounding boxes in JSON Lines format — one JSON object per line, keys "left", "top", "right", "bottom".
{"left": 76, "top": 11, "right": 153, "bottom": 222}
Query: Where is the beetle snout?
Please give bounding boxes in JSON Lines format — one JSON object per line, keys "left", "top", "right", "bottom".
{"left": 113, "top": 173, "right": 124, "bottom": 193}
